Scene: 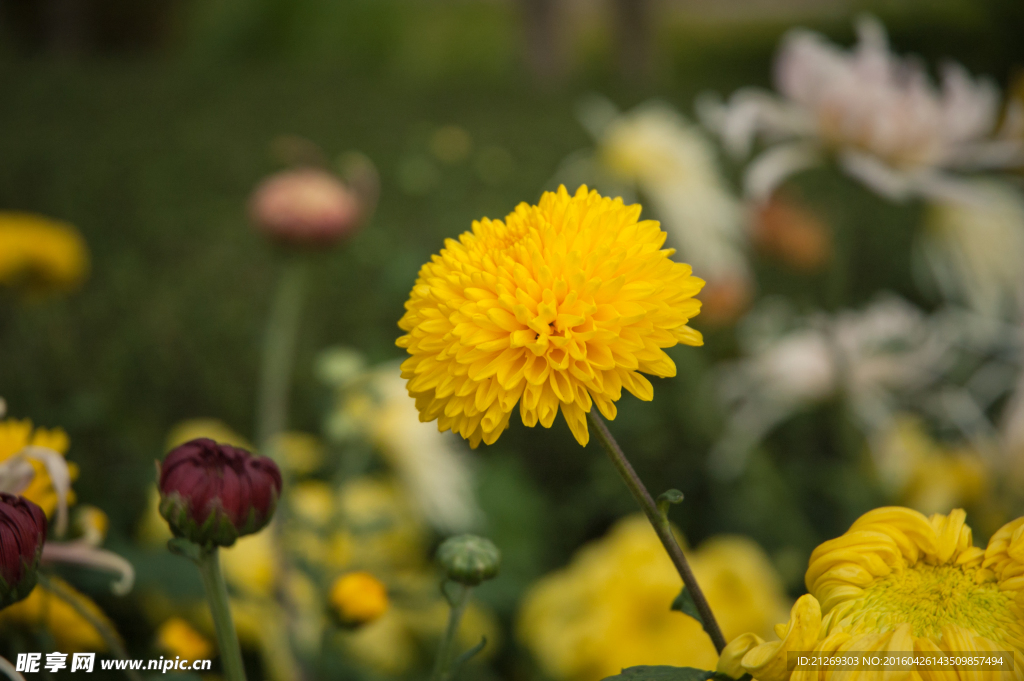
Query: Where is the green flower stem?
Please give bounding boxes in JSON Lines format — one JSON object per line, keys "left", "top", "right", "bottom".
{"left": 256, "top": 255, "right": 309, "bottom": 461}
{"left": 431, "top": 583, "right": 473, "bottom": 681}
{"left": 37, "top": 574, "right": 142, "bottom": 681}
{"left": 587, "top": 411, "right": 727, "bottom": 654}
{"left": 196, "top": 549, "right": 247, "bottom": 681}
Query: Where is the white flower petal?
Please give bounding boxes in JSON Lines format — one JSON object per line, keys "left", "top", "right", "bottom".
{"left": 22, "top": 445, "right": 71, "bottom": 537}
{"left": 41, "top": 541, "right": 135, "bottom": 596}
{"left": 744, "top": 141, "right": 822, "bottom": 202}
{"left": 0, "top": 456, "right": 35, "bottom": 495}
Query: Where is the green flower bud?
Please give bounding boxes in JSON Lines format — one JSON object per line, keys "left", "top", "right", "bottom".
{"left": 436, "top": 534, "right": 500, "bottom": 586}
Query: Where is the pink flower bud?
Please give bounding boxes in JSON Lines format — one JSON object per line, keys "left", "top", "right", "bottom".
{"left": 0, "top": 492, "right": 47, "bottom": 608}
{"left": 249, "top": 168, "right": 362, "bottom": 247}
{"left": 158, "top": 438, "right": 282, "bottom": 548}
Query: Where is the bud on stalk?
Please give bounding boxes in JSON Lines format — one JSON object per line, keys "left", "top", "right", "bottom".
{"left": 0, "top": 492, "right": 47, "bottom": 608}
{"left": 158, "top": 438, "right": 282, "bottom": 548}
{"left": 437, "top": 535, "right": 500, "bottom": 586}
{"left": 249, "top": 168, "right": 363, "bottom": 248}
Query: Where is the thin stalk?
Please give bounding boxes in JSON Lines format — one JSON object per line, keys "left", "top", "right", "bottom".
{"left": 256, "top": 256, "right": 309, "bottom": 460}
{"left": 197, "top": 549, "right": 247, "bottom": 681}
{"left": 431, "top": 583, "right": 473, "bottom": 681}
{"left": 38, "top": 574, "right": 142, "bottom": 681}
{"left": 587, "top": 411, "right": 727, "bottom": 653}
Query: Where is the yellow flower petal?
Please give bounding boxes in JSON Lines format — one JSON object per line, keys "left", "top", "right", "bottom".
{"left": 397, "top": 186, "right": 704, "bottom": 447}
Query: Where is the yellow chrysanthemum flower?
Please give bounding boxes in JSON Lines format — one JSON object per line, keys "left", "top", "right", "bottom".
{"left": 519, "top": 515, "right": 789, "bottom": 681}
{"left": 0, "top": 418, "right": 77, "bottom": 517}
{"left": 0, "top": 212, "right": 89, "bottom": 293}
{"left": 718, "top": 507, "right": 1024, "bottom": 681}
{"left": 397, "top": 185, "right": 704, "bottom": 447}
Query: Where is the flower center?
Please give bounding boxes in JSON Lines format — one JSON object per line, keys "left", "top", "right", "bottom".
{"left": 851, "top": 564, "right": 1011, "bottom": 641}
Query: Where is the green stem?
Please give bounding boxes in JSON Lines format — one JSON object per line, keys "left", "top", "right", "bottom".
{"left": 197, "top": 549, "right": 247, "bottom": 681}
{"left": 256, "top": 256, "right": 309, "bottom": 460}
{"left": 587, "top": 412, "right": 727, "bottom": 653}
{"left": 37, "top": 574, "right": 142, "bottom": 681}
{"left": 431, "top": 583, "right": 473, "bottom": 681}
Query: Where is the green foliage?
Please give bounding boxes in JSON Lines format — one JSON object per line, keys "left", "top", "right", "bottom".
{"left": 602, "top": 666, "right": 732, "bottom": 681}
{"left": 671, "top": 588, "right": 706, "bottom": 632}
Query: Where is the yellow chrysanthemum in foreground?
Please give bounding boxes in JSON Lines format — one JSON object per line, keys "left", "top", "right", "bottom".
{"left": 397, "top": 185, "right": 704, "bottom": 447}
{"left": 718, "top": 507, "right": 1024, "bottom": 681}
{"left": 0, "top": 418, "right": 77, "bottom": 517}
{"left": 0, "top": 212, "right": 89, "bottom": 293}
{"left": 519, "top": 515, "right": 789, "bottom": 681}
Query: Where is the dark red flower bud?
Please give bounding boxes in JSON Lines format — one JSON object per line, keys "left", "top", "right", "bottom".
{"left": 249, "top": 167, "right": 363, "bottom": 248}
{"left": 158, "top": 438, "right": 282, "bottom": 548}
{"left": 0, "top": 493, "right": 47, "bottom": 608}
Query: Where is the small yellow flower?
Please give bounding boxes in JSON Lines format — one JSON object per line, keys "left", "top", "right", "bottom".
{"left": 718, "top": 507, "right": 1024, "bottom": 681}
{"left": 0, "top": 577, "right": 115, "bottom": 653}
{"left": 0, "top": 418, "right": 77, "bottom": 517}
{"left": 518, "top": 515, "right": 789, "bottom": 681}
{"left": 330, "top": 571, "right": 389, "bottom": 625}
{"left": 397, "top": 185, "right": 704, "bottom": 447}
{"left": 156, "top": 617, "right": 213, "bottom": 660}
{"left": 0, "top": 212, "right": 89, "bottom": 293}
{"left": 337, "top": 570, "right": 500, "bottom": 675}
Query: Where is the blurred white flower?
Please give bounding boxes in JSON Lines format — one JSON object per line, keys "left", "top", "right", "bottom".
{"left": 712, "top": 295, "right": 955, "bottom": 478}
{"left": 701, "top": 16, "right": 1023, "bottom": 203}
{"left": 319, "top": 348, "right": 482, "bottom": 534}
{"left": 363, "top": 363, "right": 482, "bottom": 534}
{"left": 558, "top": 97, "right": 748, "bottom": 285}
{"left": 918, "top": 180, "right": 1024, "bottom": 317}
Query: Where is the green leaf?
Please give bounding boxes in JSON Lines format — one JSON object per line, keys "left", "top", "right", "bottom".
{"left": 601, "top": 666, "right": 720, "bottom": 681}
{"left": 671, "top": 587, "right": 703, "bottom": 623}
{"left": 671, "top": 588, "right": 713, "bottom": 641}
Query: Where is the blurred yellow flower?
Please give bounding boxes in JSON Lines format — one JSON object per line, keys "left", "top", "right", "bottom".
{"left": 718, "top": 507, "right": 1024, "bottom": 681}
{"left": 0, "top": 577, "right": 114, "bottom": 653}
{"left": 875, "top": 416, "right": 988, "bottom": 515}
{"left": 0, "top": 212, "right": 89, "bottom": 293}
{"left": 165, "top": 418, "right": 253, "bottom": 451}
{"left": 221, "top": 530, "right": 277, "bottom": 599}
{"left": 0, "top": 418, "right": 77, "bottom": 518}
{"left": 518, "top": 514, "right": 788, "bottom": 681}
{"left": 136, "top": 485, "right": 174, "bottom": 546}
{"left": 156, "top": 617, "right": 213, "bottom": 660}
{"left": 73, "top": 505, "right": 109, "bottom": 545}
{"left": 289, "top": 480, "right": 335, "bottom": 527}
{"left": 339, "top": 476, "right": 428, "bottom": 571}
{"left": 397, "top": 185, "right": 704, "bottom": 447}
{"left": 330, "top": 571, "right": 389, "bottom": 625}
{"left": 275, "top": 431, "right": 324, "bottom": 475}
